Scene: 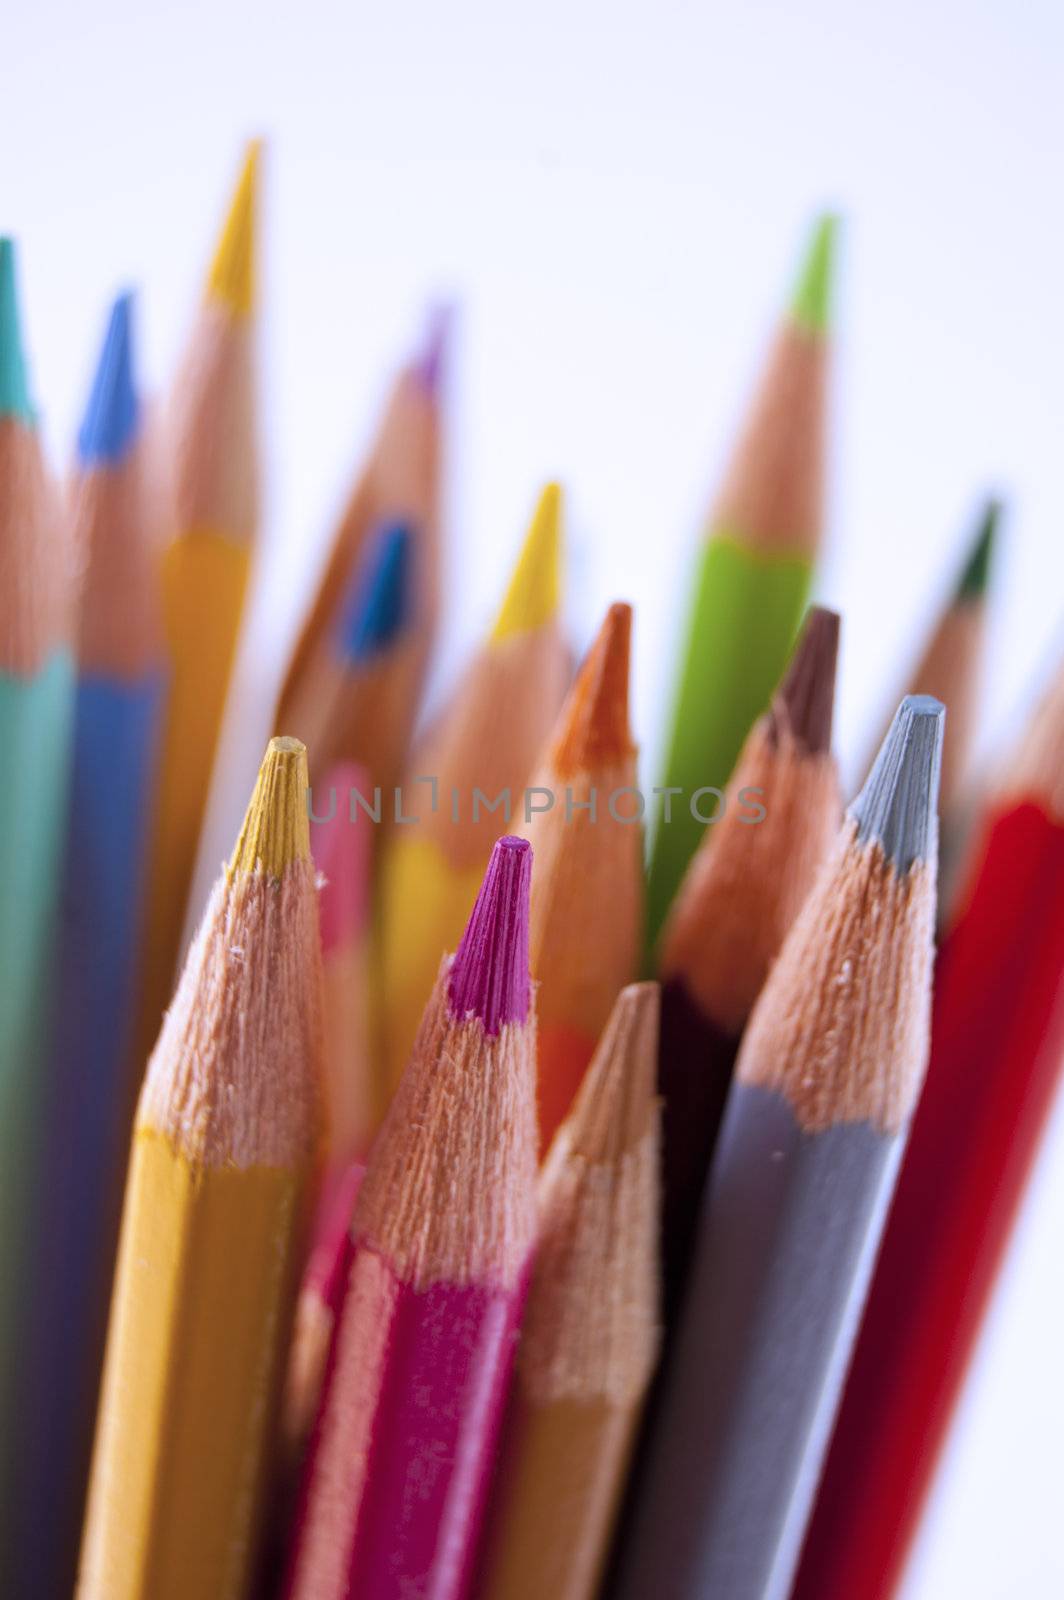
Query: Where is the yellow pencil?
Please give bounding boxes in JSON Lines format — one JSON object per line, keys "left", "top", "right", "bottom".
{"left": 78, "top": 737, "right": 324, "bottom": 1600}
{"left": 378, "top": 483, "right": 570, "bottom": 1087}
{"left": 134, "top": 142, "right": 262, "bottom": 1066}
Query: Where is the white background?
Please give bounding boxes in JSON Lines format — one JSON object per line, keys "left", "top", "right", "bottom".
{"left": 5, "top": 2, "right": 1064, "bottom": 1592}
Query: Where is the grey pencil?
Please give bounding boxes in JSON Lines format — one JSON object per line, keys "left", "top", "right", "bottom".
{"left": 613, "top": 694, "right": 943, "bottom": 1600}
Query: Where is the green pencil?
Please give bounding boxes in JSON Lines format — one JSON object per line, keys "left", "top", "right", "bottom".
{"left": 646, "top": 214, "right": 837, "bottom": 953}
{"left": 0, "top": 238, "right": 76, "bottom": 1537}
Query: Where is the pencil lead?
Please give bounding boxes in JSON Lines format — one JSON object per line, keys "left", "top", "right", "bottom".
{"left": 492, "top": 482, "right": 563, "bottom": 641}
{"left": 415, "top": 303, "right": 451, "bottom": 396}
{"left": 230, "top": 735, "right": 311, "bottom": 880}
{"left": 790, "top": 211, "right": 839, "bottom": 337}
{"left": 448, "top": 835, "right": 532, "bottom": 1032}
{"left": 206, "top": 140, "right": 261, "bottom": 319}
{"left": 771, "top": 605, "right": 840, "bottom": 756}
{"left": 337, "top": 521, "right": 412, "bottom": 663}
{"left": 0, "top": 237, "right": 32, "bottom": 423}
{"left": 953, "top": 497, "right": 1002, "bottom": 603}
{"left": 551, "top": 601, "right": 634, "bottom": 774}
{"left": 77, "top": 292, "right": 139, "bottom": 465}
{"left": 566, "top": 982, "right": 659, "bottom": 1165}
{"left": 852, "top": 695, "right": 944, "bottom": 873}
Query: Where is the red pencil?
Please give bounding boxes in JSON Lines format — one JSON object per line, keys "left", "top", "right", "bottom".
{"left": 794, "top": 655, "right": 1064, "bottom": 1600}
{"left": 285, "top": 835, "right": 538, "bottom": 1600}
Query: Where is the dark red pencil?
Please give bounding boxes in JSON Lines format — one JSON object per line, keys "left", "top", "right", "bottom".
{"left": 794, "top": 658, "right": 1064, "bottom": 1600}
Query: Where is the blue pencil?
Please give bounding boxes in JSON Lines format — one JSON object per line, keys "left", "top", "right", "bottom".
{"left": 14, "top": 293, "right": 167, "bottom": 1597}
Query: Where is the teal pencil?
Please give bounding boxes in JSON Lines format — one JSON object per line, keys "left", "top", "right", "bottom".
{"left": 0, "top": 238, "right": 77, "bottom": 1542}
{"left": 645, "top": 215, "right": 837, "bottom": 953}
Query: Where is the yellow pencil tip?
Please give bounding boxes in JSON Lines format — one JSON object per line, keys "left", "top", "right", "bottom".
{"left": 229, "top": 735, "right": 310, "bottom": 879}
{"left": 492, "top": 482, "right": 563, "bottom": 642}
{"left": 206, "top": 140, "right": 262, "bottom": 319}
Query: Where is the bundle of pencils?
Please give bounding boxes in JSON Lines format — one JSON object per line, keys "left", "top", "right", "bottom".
{"left": 615, "top": 696, "right": 944, "bottom": 1600}
{"left": 286, "top": 835, "right": 538, "bottom": 1599}
{"left": 79, "top": 737, "right": 325, "bottom": 1600}
{"left": 795, "top": 653, "right": 1064, "bottom": 1599}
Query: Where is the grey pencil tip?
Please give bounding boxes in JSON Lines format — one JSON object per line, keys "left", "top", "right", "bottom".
{"left": 851, "top": 694, "right": 945, "bottom": 872}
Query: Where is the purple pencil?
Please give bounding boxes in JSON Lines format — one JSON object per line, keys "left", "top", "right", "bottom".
{"left": 285, "top": 836, "right": 538, "bottom": 1600}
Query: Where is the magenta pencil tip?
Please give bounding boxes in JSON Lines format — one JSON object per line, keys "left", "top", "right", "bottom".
{"left": 448, "top": 836, "right": 532, "bottom": 1032}
{"left": 415, "top": 303, "right": 452, "bottom": 396}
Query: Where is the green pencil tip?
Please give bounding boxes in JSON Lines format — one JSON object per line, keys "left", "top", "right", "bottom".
{"left": 0, "top": 239, "right": 33, "bottom": 424}
{"left": 790, "top": 212, "right": 839, "bottom": 336}
{"left": 954, "top": 497, "right": 1002, "bottom": 602}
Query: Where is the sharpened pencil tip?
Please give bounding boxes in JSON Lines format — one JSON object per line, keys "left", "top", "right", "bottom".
{"left": 337, "top": 521, "right": 412, "bottom": 663}
{"left": 0, "top": 238, "right": 33, "bottom": 424}
{"left": 551, "top": 601, "right": 634, "bottom": 776}
{"left": 565, "top": 982, "right": 660, "bottom": 1165}
{"left": 206, "top": 140, "right": 261, "bottom": 318}
{"left": 851, "top": 695, "right": 944, "bottom": 873}
{"left": 448, "top": 836, "right": 532, "bottom": 1033}
{"left": 773, "top": 606, "right": 840, "bottom": 756}
{"left": 78, "top": 292, "right": 139, "bottom": 464}
{"left": 492, "top": 483, "right": 563, "bottom": 641}
{"left": 953, "top": 497, "right": 1002, "bottom": 603}
{"left": 790, "top": 211, "right": 839, "bottom": 336}
{"left": 415, "top": 303, "right": 451, "bottom": 396}
{"left": 229, "top": 735, "right": 311, "bottom": 880}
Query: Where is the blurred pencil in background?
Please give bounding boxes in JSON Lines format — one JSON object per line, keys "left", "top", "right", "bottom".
{"left": 79, "top": 737, "right": 325, "bottom": 1600}
{"left": 646, "top": 213, "right": 836, "bottom": 950}
{"left": 14, "top": 294, "right": 167, "bottom": 1598}
{"left": 615, "top": 696, "right": 943, "bottom": 1600}
{"left": 275, "top": 310, "right": 445, "bottom": 790}
{"left": 475, "top": 982, "right": 662, "bottom": 1600}
{"left": 795, "top": 654, "right": 1064, "bottom": 1600}
{"left": 379, "top": 483, "right": 569, "bottom": 1087}
{"left": 0, "top": 237, "right": 76, "bottom": 1546}
{"left": 286, "top": 835, "right": 538, "bottom": 1600}
{"left": 655, "top": 604, "right": 841, "bottom": 1324}
{"left": 519, "top": 601, "right": 643, "bottom": 1150}
{"left": 134, "top": 142, "right": 262, "bottom": 1066}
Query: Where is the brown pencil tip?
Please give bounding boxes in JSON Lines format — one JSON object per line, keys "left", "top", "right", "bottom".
{"left": 770, "top": 605, "right": 840, "bottom": 756}
{"left": 565, "top": 982, "right": 660, "bottom": 1166}
{"left": 551, "top": 601, "right": 634, "bottom": 776}
{"left": 229, "top": 735, "right": 311, "bottom": 880}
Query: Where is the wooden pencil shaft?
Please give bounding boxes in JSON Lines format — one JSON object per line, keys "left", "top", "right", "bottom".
{"left": 616, "top": 1087, "right": 902, "bottom": 1600}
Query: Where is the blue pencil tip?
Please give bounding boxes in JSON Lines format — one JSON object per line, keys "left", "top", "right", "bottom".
{"left": 0, "top": 238, "right": 33, "bottom": 424}
{"left": 77, "top": 292, "right": 140, "bottom": 464}
{"left": 337, "top": 521, "right": 413, "bottom": 663}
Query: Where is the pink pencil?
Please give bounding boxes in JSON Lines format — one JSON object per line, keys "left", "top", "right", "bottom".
{"left": 285, "top": 835, "right": 538, "bottom": 1600}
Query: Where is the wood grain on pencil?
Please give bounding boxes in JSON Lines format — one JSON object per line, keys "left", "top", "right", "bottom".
{"left": 475, "top": 982, "right": 661, "bottom": 1600}
{"left": 519, "top": 602, "right": 642, "bottom": 1149}
{"left": 79, "top": 737, "right": 325, "bottom": 1600}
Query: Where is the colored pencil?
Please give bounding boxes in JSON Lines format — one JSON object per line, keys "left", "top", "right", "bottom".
{"left": 279, "top": 518, "right": 423, "bottom": 791}
{"left": 518, "top": 601, "right": 643, "bottom": 1150}
{"left": 78, "top": 736, "right": 325, "bottom": 1600}
{"left": 134, "top": 141, "right": 262, "bottom": 1065}
{"left": 379, "top": 484, "right": 569, "bottom": 1088}
{"left": 13, "top": 294, "right": 167, "bottom": 1599}
{"left": 614, "top": 695, "right": 943, "bottom": 1600}
{"left": 475, "top": 982, "right": 662, "bottom": 1600}
{"left": 275, "top": 310, "right": 445, "bottom": 781}
{"left": 645, "top": 213, "right": 836, "bottom": 950}
{"left": 281, "top": 1158, "right": 364, "bottom": 1471}
{"left": 866, "top": 495, "right": 1000, "bottom": 858}
{"left": 794, "top": 656, "right": 1064, "bottom": 1600}
{"left": 309, "top": 759, "right": 376, "bottom": 1182}
{"left": 0, "top": 237, "right": 76, "bottom": 1539}
{"left": 656, "top": 604, "right": 841, "bottom": 1321}
{"left": 285, "top": 834, "right": 538, "bottom": 1600}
